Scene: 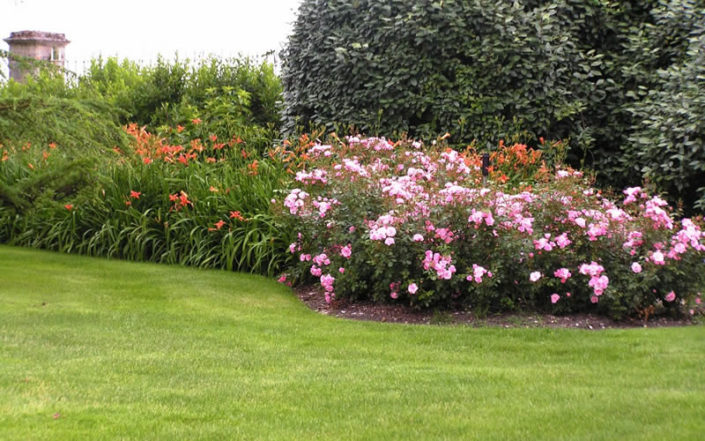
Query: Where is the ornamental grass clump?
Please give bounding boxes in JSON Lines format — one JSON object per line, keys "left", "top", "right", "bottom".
{"left": 0, "top": 120, "right": 292, "bottom": 275}
{"left": 277, "top": 137, "right": 705, "bottom": 319}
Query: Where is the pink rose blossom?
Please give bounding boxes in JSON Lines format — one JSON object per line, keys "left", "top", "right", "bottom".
{"left": 529, "top": 271, "right": 542, "bottom": 282}
{"left": 665, "top": 291, "right": 676, "bottom": 302}
{"left": 588, "top": 275, "right": 609, "bottom": 296}
{"left": 413, "top": 233, "right": 424, "bottom": 242}
{"left": 579, "top": 262, "right": 604, "bottom": 277}
{"left": 408, "top": 283, "right": 418, "bottom": 294}
{"left": 631, "top": 262, "right": 642, "bottom": 274}
{"left": 470, "top": 264, "right": 489, "bottom": 283}
{"left": 591, "top": 296, "right": 599, "bottom": 304}
{"left": 555, "top": 233, "right": 572, "bottom": 249}
{"left": 551, "top": 294, "right": 560, "bottom": 304}
{"left": 534, "top": 237, "right": 555, "bottom": 252}
{"left": 340, "top": 244, "right": 352, "bottom": 258}
{"left": 313, "top": 253, "right": 330, "bottom": 266}
{"left": 651, "top": 251, "right": 665, "bottom": 265}
{"left": 623, "top": 186, "right": 642, "bottom": 204}
{"left": 320, "top": 274, "right": 335, "bottom": 292}
{"left": 554, "top": 268, "right": 572, "bottom": 283}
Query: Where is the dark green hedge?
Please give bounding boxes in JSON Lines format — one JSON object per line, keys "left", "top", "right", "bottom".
{"left": 281, "top": 0, "right": 705, "bottom": 212}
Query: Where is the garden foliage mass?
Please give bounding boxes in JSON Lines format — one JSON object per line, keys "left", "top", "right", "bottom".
{"left": 277, "top": 136, "right": 705, "bottom": 319}
{"left": 281, "top": 0, "right": 705, "bottom": 212}
{"left": 1, "top": 22, "right": 704, "bottom": 320}
{"left": 0, "top": 56, "right": 291, "bottom": 275}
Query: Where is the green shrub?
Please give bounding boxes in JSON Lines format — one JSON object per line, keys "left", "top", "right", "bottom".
{"left": 276, "top": 136, "right": 705, "bottom": 319}
{"left": 81, "top": 55, "right": 282, "bottom": 131}
{"left": 0, "top": 69, "right": 129, "bottom": 155}
{"left": 624, "top": 27, "right": 705, "bottom": 212}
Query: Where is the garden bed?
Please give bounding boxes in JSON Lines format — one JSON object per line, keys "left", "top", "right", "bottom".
{"left": 295, "top": 285, "right": 697, "bottom": 329}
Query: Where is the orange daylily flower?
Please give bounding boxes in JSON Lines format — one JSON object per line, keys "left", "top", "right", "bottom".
{"left": 190, "top": 139, "right": 204, "bottom": 153}
{"left": 169, "top": 191, "right": 193, "bottom": 210}
{"left": 229, "top": 210, "right": 245, "bottom": 221}
{"left": 178, "top": 191, "right": 192, "bottom": 207}
{"left": 130, "top": 190, "right": 141, "bottom": 199}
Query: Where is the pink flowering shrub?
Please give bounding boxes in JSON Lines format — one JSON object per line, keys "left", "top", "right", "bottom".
{"left": 276, "top": 137, "right": 705, "bottom": 319}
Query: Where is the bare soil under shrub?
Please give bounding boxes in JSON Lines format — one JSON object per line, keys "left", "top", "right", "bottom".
{"left": 295, "top": 286, "right": 698, "bottom": 330}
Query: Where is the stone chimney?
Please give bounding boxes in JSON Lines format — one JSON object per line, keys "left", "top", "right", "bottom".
{"left": 4, "top": 30, "right": 70, "bottom": 82}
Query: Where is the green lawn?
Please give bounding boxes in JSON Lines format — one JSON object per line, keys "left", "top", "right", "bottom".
{"left": 1, "top": 245, "right": 704, "bottom": 441}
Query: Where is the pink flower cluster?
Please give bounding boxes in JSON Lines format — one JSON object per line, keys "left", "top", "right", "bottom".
{"left": 423, "top": 250, "right": 456, "bottom": 280}
{"left": 283, "top": 189, "right": 309, "bottom": 215}
{"left": 307, "top": 144, "right": 332, "bottom": 158}
{"left": 369, "top": 215, "right": 398, "bottom": 246}
{"left": 468, "top": 209, "right": 495, "bottom": 227}
{"left": 295, "top": 169, "right": 328, "bottom": 185}
{"left": 467, "top": 264, "right": 492, "bottom": 283}
{"left": 320, "top": 273, "right": 335, "bottom": 303}
{"left": 280, "top": 136, "right": 705, "bottom": 315}
{"left": 554, "top": 268, "right": 572, "bottom": 283}
{"left": 311, "top": 196, "right": 339, "bottom": 218}
{"left": 579, "top": 262, "right": 609, "bottom": 300}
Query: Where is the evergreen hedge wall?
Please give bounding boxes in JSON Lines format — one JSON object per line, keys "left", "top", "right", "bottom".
{"left": 281, "top": 0, "right": 705, "bottom": 212}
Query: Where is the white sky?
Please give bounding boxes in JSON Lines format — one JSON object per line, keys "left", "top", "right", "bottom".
{"left": 1, "top": 0, "right": 303, "bottom": 73}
